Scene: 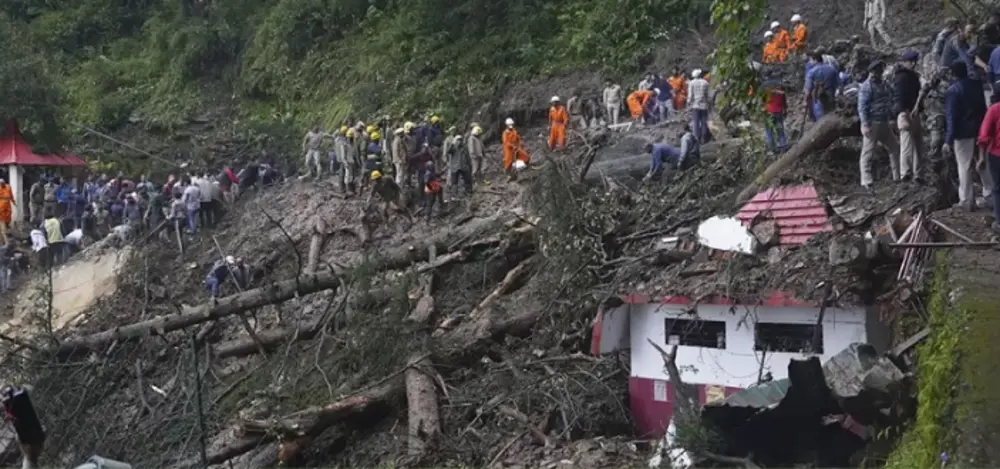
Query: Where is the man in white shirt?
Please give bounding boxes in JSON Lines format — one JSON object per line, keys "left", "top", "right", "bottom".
{"left": 603, "top": 79, "right": 623, "bottom": 125}
{"left": 195, "top": 172, "right": 215, "bottom": 228}
{"left": 687, "top": 69, "right": 711, "bottom": 142}
{"left": 182, "top": 181, "right": 202, "bottom": 235}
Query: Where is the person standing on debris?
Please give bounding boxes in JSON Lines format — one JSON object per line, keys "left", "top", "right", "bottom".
{"left": 762, "top": 80, "right": 788, "bottom": 154}
{"left": 804, "top": 52, "right": 838, "bottom": 121}
{"left": 182, "top": 178, "right": 202, "bottom": 234}
{"left": 566, "top": 90, "right": 585, "bottom": 129}
{"left": 502, "top": 118, "right": 530, "bottom": 181}
{"left": 895, "top": 51, "right": 926, "bottom": 183}
{"left": 642, "top": 124, "right": 699, "bottom": 181}
{"left": 548, "top": 96, "right": 569, "bottom": 150}
{"left": 333, "top": 127, "right": 353, "bottom": 194}
{"left": 0, "top": 179, "right": 13, "bottom": 244}
{"left": 603, "top": 79, "right": 623, "bottom": 126}
{"left": 790, "top": 15, "right": 808, "bottom": 52}
{"left": 28, "top": 179, "right": 43, "bottom": 226}
{"left": 302, "top": 125, "right": 325, "bottom": 178}
{"left": 447, "top": 134, "right": 473, "bottom": 197}
{"left": 42, "top": 209, "right": 65, "bottom": 265}
{"left": 858, "top": 60, "right": 901, "bottom": 189}
{"left": 366, "top": 170, "right": 413, "bottom": 225}
{"left": 467, "top": 125, "right": 487, "bottom": 184}
{"left": 196, "top": 172, "right": 215, "bottom": 228}
{"left": 769, "top": 22, "right": 790, "bottom": 63}
{"left": 933, "top": 18, "right": 961, "bottom": 69}
{"left": 0, "top": 240, "right": 12, "bottom": 293}
{"left": 421, "top": 162, "right": 444, "bottom": 222}
{"left": 687, "top": 70, "right": 710, "bottom": 142}
{"left": 977, "top": 94, "right": 1000, "bottom": 232}
{"left": 864, "top": 0, "right": 892, "bottom": 48}
{"left": 626, "top": 89, "right": 653, "bottom": 124}
{"left": 205, "top": 255, "right": 235, "bottom": 298}
{"left": 945, "top": 59, "right": 994, "bottom": 211}
{"left": 392, "top": 127, "right": 411, "bottom": 187}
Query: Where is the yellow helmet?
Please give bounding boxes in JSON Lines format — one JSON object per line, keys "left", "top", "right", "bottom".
{"left": 404, "top": 121, "right": 415, "bottom": 131}
{"left": 370, "top": 170, "right": 383, "bottom": 180}
{"left": 346, "top": 128, "right": 356, "bottom": 137}
{"left": 430, "top": 115, "right": 440, "bottom": 124}
{"left": 366, "top": 125, "right": 377, "bottom": 134}
{"left": 471, "top": 126, "right": 483, "bottom": 136}
{"left": 340, "top": 125, "right": 349, "bottom": 134}
{"left": 370, "top": 131, "right": 381, "bottom": 141}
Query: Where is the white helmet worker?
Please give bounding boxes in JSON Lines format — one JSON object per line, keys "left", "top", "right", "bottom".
{"left": 505, "top": 118, "right": 515, "bottom": 127}
{"left": 764, "top": 31, "right": 774, "bottom": 38}
{"left": 770, "top": 21, "right": 780, "bottom": 29}
{"left": 791, "top": 14, "right": 802, "bottom": 23}
{"left": 551, "top": 96, "right": 560, "bottom": 103}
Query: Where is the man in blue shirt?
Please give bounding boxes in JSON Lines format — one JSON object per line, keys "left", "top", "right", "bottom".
{"left": 642, "top": 125, "right": 699, "bottom": 181}
{"left": 944, "top": 59, "right": 994, "bottom": 210}
{"left": 804, "top": 52, "right": 839, "bottom": 121}
{"left": 858, "top": 60, "right": 900, "bottom": 188}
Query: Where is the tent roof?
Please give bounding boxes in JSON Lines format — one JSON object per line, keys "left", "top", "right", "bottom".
{"left": 0, "top": 119, "right": 86, "bottom": 167}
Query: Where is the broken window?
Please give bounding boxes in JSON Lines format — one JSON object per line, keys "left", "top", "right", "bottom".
{"left": 664, "top": 318, "right": 726, "bottom": 349}
{"left": 754, "top": 322, "right": 821, "bottom": 353}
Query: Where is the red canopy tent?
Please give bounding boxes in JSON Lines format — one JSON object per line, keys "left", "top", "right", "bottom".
{"left": 0, "top": 119, "right": 86, "bottom": 167}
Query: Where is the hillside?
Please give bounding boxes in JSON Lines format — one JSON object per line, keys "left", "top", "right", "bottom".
{"left": 0, "top": 0, "right": 996, "bottom": 468}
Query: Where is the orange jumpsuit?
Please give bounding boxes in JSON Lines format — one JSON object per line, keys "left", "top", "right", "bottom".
{"left": 626, "top": 90, "right": 654, "bottom": 119}
{"left": 791, "top": 24, "right": 808, "bottom": 51}
{"left": 668, "top": 75, "right": 687, "bottom": 110}
{"left": 762, "top": 41, "right": 780, "bottom": 64}
{"left": 548, "top": 105, "right": 569, "bottom": 149}
{"left": 774, "top": 28, "right": 791, "bottom": 62}
{"left": 502, "top": 128, "right": 530, "bottom": 170}
{"left": 0, "top": 184, "right": 13, "bottom": 226}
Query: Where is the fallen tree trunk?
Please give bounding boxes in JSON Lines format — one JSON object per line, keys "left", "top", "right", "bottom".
{"left": 405, "top": 354, "right": 440, "bottom": 457}
{"left": 582, "top": 137, "right": 743, "bottom": 183}
{"left": 735, "top": 113, "right": 859, "bottom": 205}
{"left": 192, "top": 270, "right": 546, "bottom": 466}
{"left": 55, "top": 215, "right": 511, "bottom": 357}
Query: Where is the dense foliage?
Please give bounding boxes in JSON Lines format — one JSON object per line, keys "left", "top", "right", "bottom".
{"left": 0, "top": 0, "right": 714, "bottom": 143}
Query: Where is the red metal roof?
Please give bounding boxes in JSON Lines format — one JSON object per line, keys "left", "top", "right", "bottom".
{"left": 736, "top": 184, "right": 831, "bottom": 246}
{"left": 0, "top": 120, "right": 87, "bottom": 167}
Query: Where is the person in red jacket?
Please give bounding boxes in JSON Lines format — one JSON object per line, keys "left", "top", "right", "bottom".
{"left": 977, "top": 98, "right": 1000, "bottom": 232}
{"left": 763, "top": 80, "right": 788, "bottom": 153}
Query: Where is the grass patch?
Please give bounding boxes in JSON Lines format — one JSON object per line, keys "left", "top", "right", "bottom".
{"left": 884, "top": 256, "right": 964, "bottom": 469}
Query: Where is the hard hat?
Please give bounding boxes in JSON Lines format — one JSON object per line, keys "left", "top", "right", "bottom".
{"left": 513, "top": 160, "right": 527, "bottom": 171}
{"left": 447, "top": 126, "right": 457, "bottom": 133}
{"left": 470, "top": 122, "right": 480, "bottom": 128}
{"left": 370, "top": 170, "right": 383, "bottom": 180}
{"left": 404, "top": 121, "right": 415, "bottom": 131}
{"left": 430, "top": 115, "right": 440, "bottom": 124}
{"left": 225, "top": 255, "right": 236, "bottom": 264}
{"left": 505, "top": 118, "right": 515, "bottom": 126}
{"left": 791, "top": 14, "right": 802, "bottom": 22}
{"left": 764, "top": 30, "right": 774, "bottom": 38}
{"left": 691, "top": 69, "right": 702, "bottom": 78}
{"left": 339, "top": 125, "right": 348, "bottom": 134}
{"left": 653, "top": 88, "right": 661, "bottom": 95}
{"left": 454, "top": 134, "right": 463, "bottom": 140}
{"left": 551, "top": 96, "right": 560, "bottom": 102}
{"left": 356, "top": 121, "right": 366, "bottom": 128}
{"left": 770, "top": 21, "right": 780, "bottom": 29}
{"left": 472, "top": 126, "right": 483, "bottom": 136}
{"left": 371, "top": 131, "right": 381, "bottom": 141}
{"left": 366, "top": 125, "right": 377, "bottom": 134}
{"left": 346, "top": 128, "right": 356, "bottom": 137}
{"left": 394, "top": 128, "right": 405, "bottom": 135}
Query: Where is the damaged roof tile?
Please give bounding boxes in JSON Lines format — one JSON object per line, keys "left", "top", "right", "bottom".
{"left": 737, "top": 185, "right": 832, "bottom": 247}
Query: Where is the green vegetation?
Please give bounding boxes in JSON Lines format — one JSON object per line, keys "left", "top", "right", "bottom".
{"left": 0, "top": 0, "right": 720, "bottom": 146}
{"left": 884, "top": 257, "right": 964, "bottom": 469}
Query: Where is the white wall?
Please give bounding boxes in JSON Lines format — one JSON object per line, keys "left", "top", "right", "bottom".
{"left": 624, "top": 303, "right": 872, "bottom": 389}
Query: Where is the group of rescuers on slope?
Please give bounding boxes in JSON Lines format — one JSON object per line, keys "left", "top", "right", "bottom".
{"left": 754, "top": 11, "right": 1000, "bottom": 235}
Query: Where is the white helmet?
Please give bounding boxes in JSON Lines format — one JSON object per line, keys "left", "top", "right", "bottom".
{"left": 505, "top": 118, "right": 515, "bottom": 126}
{"left": 551, "top": 96, "right": 560, "bottom": 103}
{"left": 770, "top": 21, "right": 780, "bottom": 29}
{"left": 764, "top": 30, "right": 774, "bottom": 38}
{"left": 513, "top": 160, "right": 528, "bottom": 171}
{"left": 691, "top": 69, "right": 702, "bottom": 78}
{"left": 225, "top": 255, "right": 236, "bottom": 264}
{"left": 791, "top": 14, "right": 802, "bottom": 22}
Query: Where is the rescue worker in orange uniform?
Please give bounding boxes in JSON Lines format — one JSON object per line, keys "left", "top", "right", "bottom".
{"left": 0, "top": 179, "right": 14, "bottom": 244}
{"left": 762, "top": 30, "right": 780, "bottom": 64}
{"left": 627, "top": 89, "right": 654, "bottom": 122}
{"left": 502, "top": 118, "right": 530, "bottom": 181}
{"left": 668, "top": 68, "right": 688, "bottom": 110}
{"left": 790, "top": 14, "right": 808, "bottom": 52}
{"left": 771, "top": 21, "right": 791, "bottom": 63}
{"left": 548, "top": 96, "right": 569, "bottom": 150}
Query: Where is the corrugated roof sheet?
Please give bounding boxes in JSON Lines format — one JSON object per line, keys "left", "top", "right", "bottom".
{"left": 736, "top": 184, "right": 831, "bottom": 246}
{"left": 705, "top": 378, "right": 791, "bottom": 408}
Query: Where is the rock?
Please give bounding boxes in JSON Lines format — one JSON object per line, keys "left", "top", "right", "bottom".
{"left": 751, "top": 220, "right": 780, "bottom": 248}
{"left": 767, "top": 246, "right": 785, "bottom": 265}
